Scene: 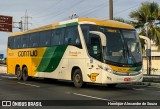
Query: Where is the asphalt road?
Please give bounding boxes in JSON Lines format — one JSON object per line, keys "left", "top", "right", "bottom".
{"left": 0, "top": 73, "right": 160, "bottom": 109}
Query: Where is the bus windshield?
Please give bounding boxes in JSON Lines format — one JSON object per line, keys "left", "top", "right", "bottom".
{"left": 100, "top": 27, "right": 142, "bottom": 66}
{"left": 81, "top": 24, "right": 142, "bottom": 67}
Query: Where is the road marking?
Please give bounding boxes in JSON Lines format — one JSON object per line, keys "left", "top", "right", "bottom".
{"left": 73, "top": 93, "right": 117, "bottom": 102}
{"left": 148, "top": 86, "right": 160, "bottom": 89}
{"left": 1, "top": 75, "right": 17, "bottom": 79}
{"left": 148, "top": 86, "right": 155, "bottom": 88}
{"left": 148, "top": 86, "right": 159, "bottom": 88}
{"left": 133, "top": 88, "right": 145, "bottom": 91}
{"left": 1, "top": 76, "right": 9, "bottom": 78}
{"left": 8, "top": 77, "right": 17, "bottom": 79}
{"left": 17, "top": 82, "right": 40, "bottom": 88}
{"left": 133, "top": 84, "right": 147, "bottom": 86}
{"left": 154, "top": 87, "right": 160, "bottom": 89}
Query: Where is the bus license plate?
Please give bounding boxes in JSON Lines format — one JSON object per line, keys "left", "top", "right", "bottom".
{"left": 124, "top": 78, "right": 131, "bottom": 81}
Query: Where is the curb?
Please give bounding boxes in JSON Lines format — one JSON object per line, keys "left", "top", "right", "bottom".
{"left": 144, "top": 82, "right": 160, "bottom": 87}
{"left": 133, "top": 82, "right": 160, "bottom": 87}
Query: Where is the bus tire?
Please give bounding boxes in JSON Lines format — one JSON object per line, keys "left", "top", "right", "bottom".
{"left": 16, "top": 66, "right": 22, "bottom": 80}
{"left": 107, "top": 84, "right": 117, "bottom": 88}
{"left": 22, "top": 67, "right": 31, "bottom": 81}
{"left": 73, "top": 69, "right": 84, "bottom": 88}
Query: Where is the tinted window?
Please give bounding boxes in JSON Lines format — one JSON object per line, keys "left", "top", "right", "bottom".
{"left": 64, "top": 26, "right": 81, "bottom": 46}
{"left": 21, "top": 34, "right": 30, "bottom": 48}
{"left": 81, "top": 24, "right": 98, "bottom": 45}
{"left": 51, "top": 28, "right": 65, "bottom": 46}
{"left": 8, "top": 37, "right": 14, "bottom": 49}
{"left": 39, "top": 30, "right": 51, "bottom": 47}
{"left": 14, "top": 36, "right": 21, "bottom": 49}
{"left": 81, "top": 25, "right": 98, "bottom": 50}
{"left": 89, "top": 34, "right": 102, "bottom": 61}
{"left": 30, "top": 32, "right": 39, "bottom": 47}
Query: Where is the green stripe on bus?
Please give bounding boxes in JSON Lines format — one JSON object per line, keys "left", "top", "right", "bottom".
{"left": 66, "top": 22, "right": 78, "bottom": 27}
{"left": 129, "top": 66, "right": 142, "bottom": 71}
{"left": 56, "top": 22, "right": 78, "bottom": 29}
{"left": 36, "top": 46, "right": 67, "bottom": 72}
{"left": 56, "top": 25, "right": 66, "bottom": 28}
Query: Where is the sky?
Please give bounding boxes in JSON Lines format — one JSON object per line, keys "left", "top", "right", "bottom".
{"left": 0, "top": 0, "right": 160, "bottom": 57}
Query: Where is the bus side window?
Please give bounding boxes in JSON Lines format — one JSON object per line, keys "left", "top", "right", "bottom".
{"left": 64, "top": 26, "right": 81, "bottom": 48}
{"left": 21, "top": 35, "right": 30, "bottom": 48}
{"left": 51, "top": 28, "right": 64, "bottom": 46}
{"left": 51, "top": 30, "right": 58, "bottom": 45}
{"left": 8, "top": 37, "right": 14, "bottom": 49}
{"left": 14, "top": 36, "right": 21, "bottom": 49}
{"left": 39, "top": 31, "right": 51, "bottom": 47}
{"left": 30, "top": 32, "right": 39, "bottom": 48}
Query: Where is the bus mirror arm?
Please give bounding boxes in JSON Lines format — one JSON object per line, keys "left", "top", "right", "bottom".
{"left": 89, "top": 31, "right": 107, "bottom": 46}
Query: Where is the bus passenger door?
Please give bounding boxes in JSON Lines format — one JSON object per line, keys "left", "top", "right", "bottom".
{"left": 88, "top": 34, "right": 102, "bottom": 83}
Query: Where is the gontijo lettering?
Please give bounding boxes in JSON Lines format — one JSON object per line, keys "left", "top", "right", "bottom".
{"left": 18, "top": 50, "right": 38, "bottom": 57}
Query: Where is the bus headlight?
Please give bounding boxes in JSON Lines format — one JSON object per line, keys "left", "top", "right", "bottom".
{"left": 98, "top": 65, "right": 116, "bottom": 74}
{"left": 103, "top": 66, "right": 115, "bottom": 74}
{"left": 106, "top": 68, "right": 116, "bottom": 74}
{"left": 138, "top": 69, "right": 143, "bottom": 74}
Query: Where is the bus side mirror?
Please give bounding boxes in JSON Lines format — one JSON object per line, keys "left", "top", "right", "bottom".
{"left": 89, "top": 31, "right": 107, "bottom": 46}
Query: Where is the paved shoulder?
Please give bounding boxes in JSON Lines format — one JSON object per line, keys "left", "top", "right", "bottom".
{"left": 0, "top": 65, "right": 7, "bottom": 73}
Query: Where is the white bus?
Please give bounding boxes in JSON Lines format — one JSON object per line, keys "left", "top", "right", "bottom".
{"left": 7, "top": 18, "right": 143, "bottom": 87}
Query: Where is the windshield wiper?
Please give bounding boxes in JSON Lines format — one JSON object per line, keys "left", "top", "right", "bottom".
{"left": 125, "top": 43, "right": 137, "bottom": 66}
{"left": 122, "top": 48, "right": 127, "bottom": 58}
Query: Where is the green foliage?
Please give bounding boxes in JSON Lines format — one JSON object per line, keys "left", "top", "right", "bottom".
{"left": 114, "top": 2, "right": 160, "bottom": 53}
{"left": 129, "top": 1, "right": 160, "bottom": 50}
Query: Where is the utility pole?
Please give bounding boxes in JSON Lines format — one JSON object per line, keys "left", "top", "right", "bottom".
{"left": 148, "top": 27, "right": 152, "bottom": 75}
{"left": 145, "top": 22, "right": 151, "bottom": 75}
{"left": 21, "top": 10, "right": 32, "bottom": 31}
{"left": 109, "top": 0, "right": 113, "bottom": 20}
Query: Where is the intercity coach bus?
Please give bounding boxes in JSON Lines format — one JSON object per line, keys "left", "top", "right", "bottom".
{"left": 7, "top": 18, "right": 143, "bottom": 88}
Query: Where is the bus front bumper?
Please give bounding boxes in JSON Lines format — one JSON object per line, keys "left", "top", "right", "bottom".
{"left": 101, "top": 71, "right": 143, "bottom": 84}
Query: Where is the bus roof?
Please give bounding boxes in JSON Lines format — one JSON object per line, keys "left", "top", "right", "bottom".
{"left": 9, "top": 17, "right": 134, "bottom": 36}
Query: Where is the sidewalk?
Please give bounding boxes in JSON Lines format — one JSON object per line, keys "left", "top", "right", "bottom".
{"left": 143, "top": 74, "right": 160, "bottom": 79}
{"left": 142, "top": 74, "right": 160, "bottom": 86}
{"left": 0, "top": 65, "right": 7, "bottom": 73}
{"left": 143, "top": 74, "right": 160, "bottom": 82}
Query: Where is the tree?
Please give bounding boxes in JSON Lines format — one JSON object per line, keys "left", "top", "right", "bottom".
{"left": 129, "top": 2, "right": 160, "bottom": 49}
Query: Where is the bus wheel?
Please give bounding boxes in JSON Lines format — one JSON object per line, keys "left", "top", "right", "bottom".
{"left": 107, "top": 84, "right": 117, "bottom": 88}
{"left": 16, "top": 67, "right": 22, "bottom": 80}
{"left": 73, "top": 69, "right": 84, "bottom": 88}
{"left": 22, "top": 67, "right": 31, "bottom": 81}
